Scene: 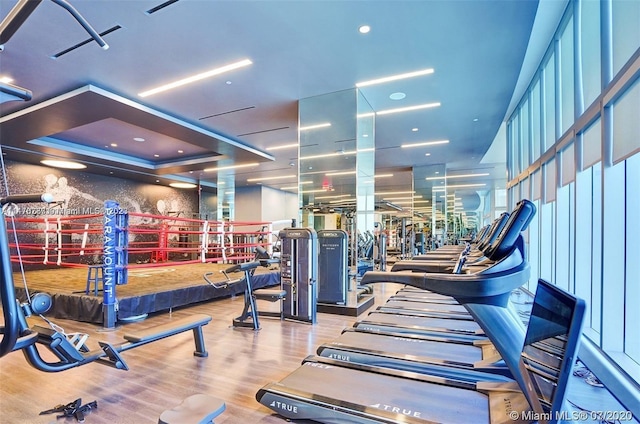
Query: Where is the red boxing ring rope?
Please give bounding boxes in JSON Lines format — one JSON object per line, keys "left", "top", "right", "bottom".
{"left": 7, "top": 211, "right": 278, "bottom": 271}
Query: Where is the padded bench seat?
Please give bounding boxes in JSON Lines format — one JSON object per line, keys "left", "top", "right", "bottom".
{"left": 254, "top": 289, "right": 287, "bottom": 301}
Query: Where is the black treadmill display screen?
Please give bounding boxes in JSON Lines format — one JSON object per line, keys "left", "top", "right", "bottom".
{"left": 520, "top": 280, "right": 584, "bottom": 412}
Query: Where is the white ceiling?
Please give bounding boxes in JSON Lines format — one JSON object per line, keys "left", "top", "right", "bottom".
{"left": 0, "top": 0, "right": 542, "bottom": 211}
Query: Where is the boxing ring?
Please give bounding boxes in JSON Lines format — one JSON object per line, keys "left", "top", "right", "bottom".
{"left": 8, "top": 201, "right": 281, "bottom": 327}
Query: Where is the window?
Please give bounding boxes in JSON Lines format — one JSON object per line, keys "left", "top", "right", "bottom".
{"left": 544, "top": 158, "right": 557, "bottom": 203}
{"left": 559, "top": 16, "right": 575, "bottom": 134}
{"left": 581, "top": 117, "right": 602, "bottom": 169}
{"left": 531, "top": 80, "right": 542, "bottom": 161}
{"left": 561, "top": 142, "right": 575, "bottom": 186}
{"left": 579, "top": 0, "right": 601, "bottom": 110}
{"left": 555, "top": 183, "right": 574, "bottom": 293}
{"left": 543, "top": 54, "right": 557, "bottom": 151}
{"left": 612, "top": 78, "right": 640, "bottom": 163}
{"left": 612, "top": 0, "right": 640, "bottom": 77}
{"left": 624, "top": 153, "right": 640, "bottom": 364}
{"left": 521, "top": 99, "right": 530, "bottom": 168}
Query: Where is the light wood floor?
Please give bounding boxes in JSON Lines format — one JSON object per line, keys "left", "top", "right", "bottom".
{"left": 0, "top": 283, "right": 404, "bottom": 424}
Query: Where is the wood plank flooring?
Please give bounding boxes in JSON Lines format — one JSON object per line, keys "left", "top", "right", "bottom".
{"left": 0, "top": 283, "right": 403, "bottom": 424}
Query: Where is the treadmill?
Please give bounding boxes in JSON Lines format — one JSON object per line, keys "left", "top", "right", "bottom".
{"left": 406, "top": 212, "right": 509, "bottom": 264}
{"left": 312, "top": 201, "right": 536, "bottom": 379}
{"left": 355, "top": 199, "right": 535, "bottom": 337}
{"left": 256, "top": 279, "right": 586, "bottom": 424}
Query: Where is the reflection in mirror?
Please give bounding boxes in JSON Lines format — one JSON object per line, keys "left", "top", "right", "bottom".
{"left": 375, "top": 168, "right": 414, "bottom": 259}
{"left": 217, "top": 172, "right": 235, "bottom": 221}
{"left": 355, "top": 89, "right": 375, "bottom": 270}
{"left": 298, "top": 89, "right": 357, "bottom": 229}
{"left": 414, "top": 164, "right": 446, "bottom": 249}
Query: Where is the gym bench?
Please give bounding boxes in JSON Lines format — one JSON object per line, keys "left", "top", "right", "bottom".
{"left": 29, "top": 313, "right": 212, "bottom": 372}
{"left": 122, "top": 313, "right": 211, "bottom": 357}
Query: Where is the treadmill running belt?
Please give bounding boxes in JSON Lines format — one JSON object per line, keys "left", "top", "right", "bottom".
{"left": 321, "top": 330, "right": 483, "bottom": 365}
{"left": 258, "top": 361, "right": 491, "bottom": 423}
{"left": 363, "top": 311, "right": 483, "bottom": 334}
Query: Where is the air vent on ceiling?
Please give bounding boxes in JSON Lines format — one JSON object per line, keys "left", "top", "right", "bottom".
{"left": 52, "top": 25, "right": 122, "bottom": 59}
{"left": 199, "top": 106, "right": 255, "bottom": 120}
{"left": 237, "top": 127, "right": 290, "bottom": 137}
{"left": 146, "top": 0, "right": 180, "bottom": 15}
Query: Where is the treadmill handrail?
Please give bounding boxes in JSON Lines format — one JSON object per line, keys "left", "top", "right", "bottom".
{"left": 361, "top": 261, "right": 529, "bottom": 300}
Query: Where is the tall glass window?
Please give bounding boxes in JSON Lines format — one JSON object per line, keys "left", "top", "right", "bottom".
{"left": 612, "top": 0, "right": 640, "bottom": 77}
{"left": 531, "top": 80, "right": 542, "bottom": 162}
{"left": 582, "top": 117, "right": 601, "bottom": 169}
{"left": 590, "top": 162, "right": 602, "bottom": 338}
{"left": 506, "top": 0, "right": 640, "bottom": 393}
{"left": 512, "top": 110, "right": 521, "bottom": 177}
{"left": 543, "top": 54, "right": 556, "bottom": 151}
{"left": 561, "top": 142, "right": 575, "bottom": 186}
{"left": 521, "top": 99, "right": 530, "bottom": 168}
{"left": 579, "top": 0, "right": 601, "bottom": 109}
{"left": 555, "top": 183, "right": 572, "bottom": 292}
{"left": 624, "top": 153, "right": 640, "bottom": 364}
{"left": 612, "top": 78, "right": 640, "bottom": 163}
{"left": 560, "top": 17, "right": 575, "bottom": 135}
{"left": 544, "top": 158, "right": 557, "bottom": 203}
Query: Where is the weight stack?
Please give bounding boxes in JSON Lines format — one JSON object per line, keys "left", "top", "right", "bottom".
{"left": 279, "top": 228, "right": 317, "bottom": 324}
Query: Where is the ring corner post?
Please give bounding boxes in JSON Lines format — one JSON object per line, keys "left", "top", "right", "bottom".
{"left": 102, "top": 200, "right": 119, "bottom": 329}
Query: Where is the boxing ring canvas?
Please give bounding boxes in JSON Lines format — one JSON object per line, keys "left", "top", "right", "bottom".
{"left": 14, "top": 264, "right": 280, "bottom": 324}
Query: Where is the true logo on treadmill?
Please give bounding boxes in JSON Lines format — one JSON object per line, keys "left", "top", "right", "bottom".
{"left": 269, "top": 401, "right": 298, "bottom": 414}
{"left": 370, "top": 403, "right": 423, "bottom": 418}
{"left": 328, "top": 353, "right": 350, "bottom": 361}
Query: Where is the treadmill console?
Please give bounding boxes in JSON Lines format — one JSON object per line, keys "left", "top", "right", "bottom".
{"left": 518, "top": 279, "right": 585, "bottom": 423}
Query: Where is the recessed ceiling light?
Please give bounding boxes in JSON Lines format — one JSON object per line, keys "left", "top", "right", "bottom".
{"left": 203, "top": 162, "right": 259, "bottom": 172}
{"left": 356, "top": 68, "right": 434, "bottom": 88}
{"left": 189, "top": 170, "right": 194, "bottom": 173}
{"left": 0, "top": 76, "right": 14, "bottom": 84}
{"left": 426, "top": 172, "right": 490, "bottom": 181}
{"left": 225, "top": 80, "right": 232, "bottom": 85}
{"left": 267, "top": 143, "right": 299, "bottom": 151}
{"left": 425, "top": 153, "right": 431, "bottom": 156}
{"left": 169, "top": 182, "right": 197, "bottom": 189}
{"left": 178, "top": 150, "right": 184, "bottom": 153}
{"left": 435, "top": 171, "right": 440, "bottom": 174}
{"left": 378, "top": 102, "right": 441, "bottom": 116}
{"left": 133, "top": 137, "right": 145, "bottom": 142}
{"left": 401, "top": 139, "right": 449, "bottom": 148}
{"left": 359, "top": 25, "right": 371, "bottom": 34}
{"left": 110, "top": 143, "right": 118, "bottom": 147}
{"left": 473, "top": 118, "right": 479, "bottom": 122}
{"left": 247, "top": 174, "right": 296, "bottom": 182}
{"left": 40, "top": 159, "right": 86, "bottom": 169}
{"left": 389, "top": 92, "right": 406, "bottom": 100}
{"left": 325, "top": 170, "right": 357, "bottom": 176}
{"left": 154, "top": 154, "right": 160, "bottom": 158}
{"left": 412, "top": 128, "right": 419, "bottom": 132}
{"left": 299, "top": 122, "right": 331, "bottom": 131}
{"left": 374, "top": 191, "right": 414, "bottom": 195}
{"left": 440, "top": 183, "right": 487, "bottom": 189}
{"left": 138, "top": 58, "right": 253, "bottom": 97}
